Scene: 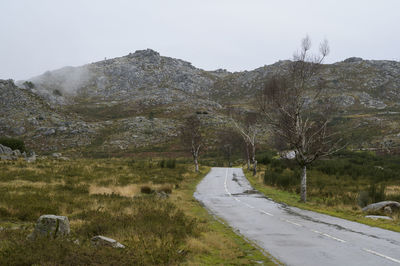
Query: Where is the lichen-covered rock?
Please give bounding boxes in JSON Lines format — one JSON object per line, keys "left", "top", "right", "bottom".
{"left": 362, "top": 201, "right": 400, "bottom": 213}
{"left": 91, "top": 235, "right": 125, "bottom": 248}
{"left": 28, "top": 215, "right": 70, "bottom": 240}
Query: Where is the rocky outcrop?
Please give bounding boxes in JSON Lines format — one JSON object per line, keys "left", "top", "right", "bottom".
{"left": 28, "top": 215, "right": 70, "bottom": 240}
{"left": 0, "top": 144, "right": 27, "bottom": 160}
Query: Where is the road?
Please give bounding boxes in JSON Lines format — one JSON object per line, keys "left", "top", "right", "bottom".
{"left": 194, "top": 167, "right": 400, "bottom": 266}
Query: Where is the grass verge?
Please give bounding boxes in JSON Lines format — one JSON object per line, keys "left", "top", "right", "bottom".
{"left": 245, "top": 168, "right": 400, "bottom": 233}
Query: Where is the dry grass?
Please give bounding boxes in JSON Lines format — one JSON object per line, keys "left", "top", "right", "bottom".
{"left": 386, "top": 185, "right": 400, "bottom": 196}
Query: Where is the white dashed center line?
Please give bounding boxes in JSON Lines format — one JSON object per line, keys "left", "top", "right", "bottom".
{"left": 311, "top": 230, "right": 346, "bottom": 243}
{"left": 260, "top": 210, "right": 274, "bottom": 216}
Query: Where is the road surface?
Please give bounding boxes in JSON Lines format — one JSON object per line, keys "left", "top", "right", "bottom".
{"left": 194, "top": 167, "right": 400, "bottom": 266}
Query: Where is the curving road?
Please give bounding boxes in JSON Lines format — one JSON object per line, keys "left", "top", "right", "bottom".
{"left": 194, "top": 167, "right": 400, "bottom": 266}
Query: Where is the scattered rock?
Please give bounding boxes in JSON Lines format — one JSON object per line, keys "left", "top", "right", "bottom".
{"left": 12, "top": 126, "right": 26, "bottom": 135}
{"left": 365, "top": 215, "right": 393, "bottom": 221}
{"left": 27, "top": 215, "right": 70, "bottom": 240}
{"left": 52, "top": 153, "right": 62, "bottom": 158}
{"left": 362, "top": 201, "right": 400, "bottom": 213}
{"left": 156, "top": 191, "right": 169, "bottom": 199}
{"left": 25, "top": 151, "right": 36, "bottom": 163}
{"left": 91, "top": 235, "right": 125, "bottom": 248}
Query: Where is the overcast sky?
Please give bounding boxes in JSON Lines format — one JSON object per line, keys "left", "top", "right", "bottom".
{"left": 1, "top": 0, "right": 399, "bottom": 80}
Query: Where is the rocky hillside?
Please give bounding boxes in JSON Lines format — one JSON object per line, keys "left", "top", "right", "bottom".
{"left": 2, "top": 50, "right": 400, "bottom": 154}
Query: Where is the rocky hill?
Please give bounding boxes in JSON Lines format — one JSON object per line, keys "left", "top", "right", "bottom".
{"left": 2, "top": 50, "right": 400, "bottom": 154}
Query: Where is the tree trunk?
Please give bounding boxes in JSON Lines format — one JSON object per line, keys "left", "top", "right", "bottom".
{"left": 251, "top": 145, "right": 257, "bottom": 176}
{"left": 245, "top": 145, "right": 250, "bottom": 170}
{"left": 194, "top": 156, "right": 199, "bottom": 172}
{"left": 300, "top": 165, "right": 307, "bottom": 202}
{"left": 253, "top": 160, "right": 257, "bottom": 176}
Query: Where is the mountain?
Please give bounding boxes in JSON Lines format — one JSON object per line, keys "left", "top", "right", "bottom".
{"left": 2, "top": 50, "right": 400, "bottom": 154}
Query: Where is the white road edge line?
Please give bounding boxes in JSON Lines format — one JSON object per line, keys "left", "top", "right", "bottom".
{"left": 363, "top": 248, "right": 400, "bottom": 264}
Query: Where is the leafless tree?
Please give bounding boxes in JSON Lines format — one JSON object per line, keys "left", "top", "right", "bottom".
{"left": 260, "top": 36, "right": 343, "bottom": 202}
{"left": 231, "top": 112, "right": 260, "bottom": 176}
{"left": 180, "top": 115, "right": 204, "bottom": 172}
{"left": 216, "top": 129, "right": 243, "bottom": 167}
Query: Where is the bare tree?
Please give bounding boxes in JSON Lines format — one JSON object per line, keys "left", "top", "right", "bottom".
{"left": 231, "top": 112, "right": 260, "bottom": 176}
{"left": 180, "top": 115, "right": 203, "bottom": 172}
{"left": 216, "top": 129, "right": 243, "bottom": 167}
{"left": 260, "top": 36, "right": 343, "bottom": 202}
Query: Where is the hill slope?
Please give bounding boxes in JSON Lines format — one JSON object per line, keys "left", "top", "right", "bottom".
{"left": 2, "top": 50, "right": 400, "bottom": 154}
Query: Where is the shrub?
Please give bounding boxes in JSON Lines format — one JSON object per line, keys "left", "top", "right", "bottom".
{"left": 141, "top": 185, "right": 153, "bottom": 194}
{"left": 166, "top": 159, "right": 176, "bottom": 169}
{"left": 0, "top": 137, "right": 26, "bottom": 152}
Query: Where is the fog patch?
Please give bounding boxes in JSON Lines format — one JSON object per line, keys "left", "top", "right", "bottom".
{"left": 29, "top": 65, "right": 92, "bottom": 95}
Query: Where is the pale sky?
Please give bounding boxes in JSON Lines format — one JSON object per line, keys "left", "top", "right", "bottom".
{"left": 1, "top": 0, "right": 399, "bottom": 80}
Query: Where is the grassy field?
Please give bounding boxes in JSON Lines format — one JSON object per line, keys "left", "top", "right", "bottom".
{"left": 248, "top": 150, "right": 400, "bottom": 232}
{"left": 0, "top": 158, "right": 275, "bottom": 265}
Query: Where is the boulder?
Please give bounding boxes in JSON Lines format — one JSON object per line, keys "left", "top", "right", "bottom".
{"left": 362, "top": 201, "right": 400, "bottom": 213}
{"left": 91, "top": 235, "right": 125, "bottom": 248}
{"left": 28, "top": 215, "right": 70, "bottom": 240}
{"left": 0, "top": 144, "right": 12, "bottom": 155}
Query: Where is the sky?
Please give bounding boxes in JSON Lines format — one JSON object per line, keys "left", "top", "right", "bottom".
{"left": 0, "top": 0, "right": 399, "bottom": 80}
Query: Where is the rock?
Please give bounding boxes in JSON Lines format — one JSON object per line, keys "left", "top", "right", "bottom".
{"left": 43, "top": 128, "right": 56, "bottom": 136}
{"left": 0, "top": 154, "right": 12, "bottom": 160}
{"left": 91, "top": 235, "right": 125, "bottom": 248}
{"left": 344, "top": 57, "right": 363, "bottom": 63}
{"left": 12, "top": 149, "right": 21, "bottom": 157}
{"left": 384, "top": 206, "right": 392, "bottom": 214}
{"left": 0, "top": 144, "right": 12, "bottom": 155}
{"left": 25, "top": 151, "right": 36, "bottom": 163}
{"left": 12, "top": 126, "right": 25, "bottom": 135}
{"left": 156, "top": 191, "right": 169, "bottom": 199}
{"left": 362, "top": 201, "right": 400, "bottom": 213}
{"left": 280, "top": 150, "right": 296, "bottom": 159}
{"left": 27, "top": 215, "right": 70, "bottom": 240}
{"left": 52, "top": 153, "right": 62, "bottom": 158}
{"left": 365, "top": 215, "right": 393, "bottom": 221}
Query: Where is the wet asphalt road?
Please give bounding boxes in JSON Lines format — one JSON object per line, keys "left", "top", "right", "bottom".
{"left": 194, "top": 167, "right": 400, "bottom": 266}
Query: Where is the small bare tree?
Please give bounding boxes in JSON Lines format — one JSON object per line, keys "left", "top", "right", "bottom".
{"left": 180, "top": 115, "right": 203, "bottom": 172}
{"left": 260, "top": 36, "right": 343, "bottom": 202}
{"left": 231, "top": 112, "right": 260, "bottom": 176}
